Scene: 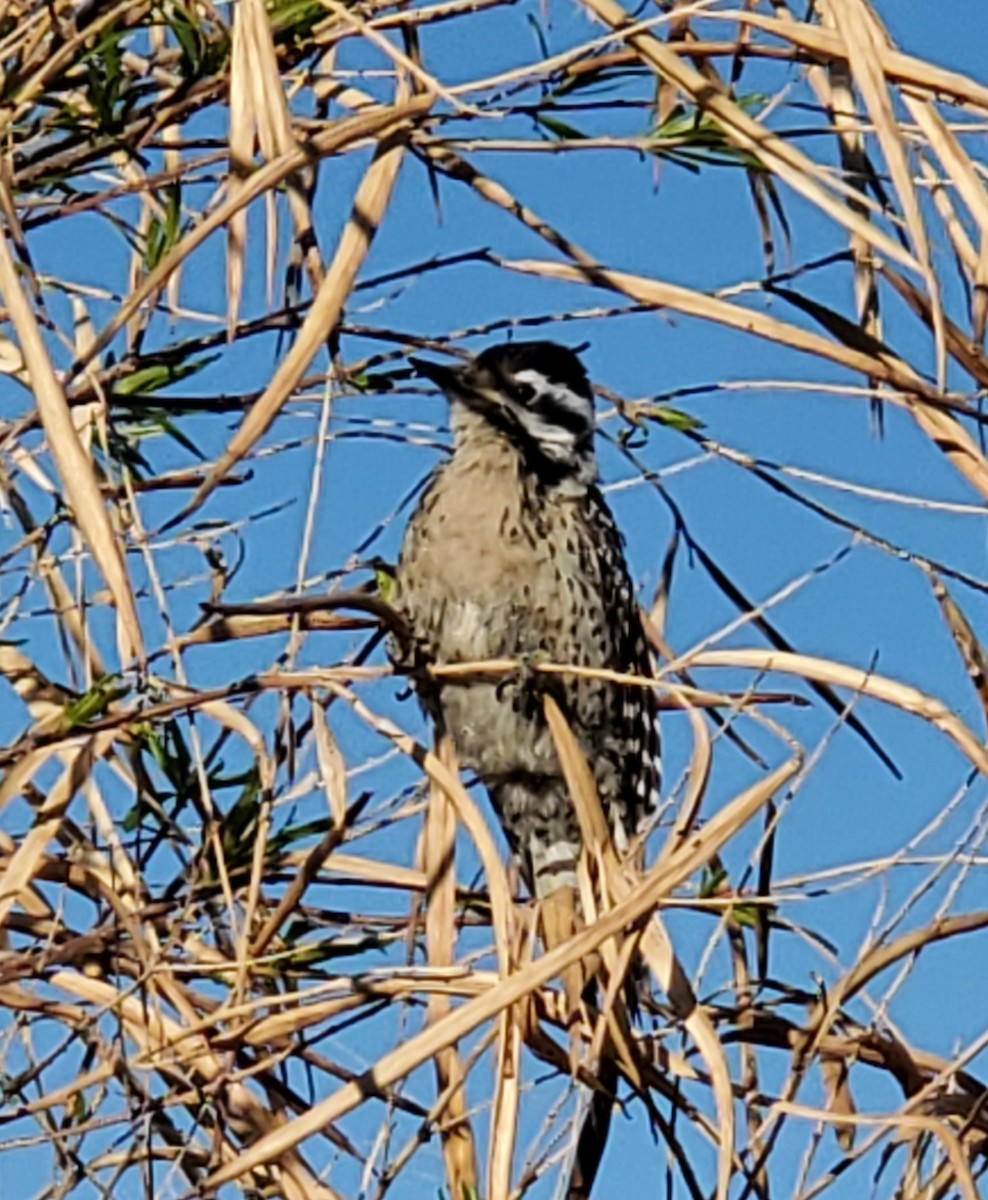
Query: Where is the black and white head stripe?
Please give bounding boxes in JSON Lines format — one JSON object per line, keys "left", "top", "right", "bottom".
{"left": 418, "top": 341, "right": 599, "bottom": 487}
{"left": 512, "top": 368, "right": 594, "bottom": 449}
{"left": 474, "top": 341, "right": 594, "bottom": 404}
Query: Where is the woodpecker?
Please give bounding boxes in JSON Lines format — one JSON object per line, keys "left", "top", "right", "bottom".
{"left": 391, "top": 341, "right": 659, "bottom": 900}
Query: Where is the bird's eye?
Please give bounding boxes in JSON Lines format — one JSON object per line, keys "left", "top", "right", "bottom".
{"left": 512, "top": 381, "right": 536, "bottom": 406}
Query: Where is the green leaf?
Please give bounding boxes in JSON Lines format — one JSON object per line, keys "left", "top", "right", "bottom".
{"left": 730, "top": 902, "right": 762, "bottom": 929}
{"left": 114, "top": 353, "right": 219, "bottom": 397}
{"left": 347, "top": 371, "right": 398, "bottom": 393}
{"left": 649, "top": 96, "right": 769, "bottom": 171}
{"left": 144, "top": 184, "right": 183, "bottom": 271}
{"left": 643, "top": 405, "right": 705, "bottom": 432}
{"left": 278, "top": 934, "right": 388, "bottom": 967}
{"left": 267, "top": 815, "right": 335, "bottom": 855}
{"left": 533, "top": 112, "right": 587, "bottom": 142}
{"left": 80, "top": 22, "right": 140, "bottom": 138}
{"left": 62, "top": 676, "right": 129, "bottom": 729}
{"left": 141, "top": 720, "right": 195, "bottom": 806}
{"left": 161, "top": 2, "right": 228, "bottom": 80}
{"left": 267, "top": 0, "right": 326, "bottom": 41}
{"left": 211, "top": 769, "right": 263, "bottom": 871}
{"left": 158, "top": 416, "right": 208, "bottom": 461}
{"left": 373, "top": 562, "right": 397, "bottom": 604}
{"left": 120, "top": 800, "right": 147, "bottom": 833}
{"left": 698, "top": 863, "right": 728, "bottom": 898}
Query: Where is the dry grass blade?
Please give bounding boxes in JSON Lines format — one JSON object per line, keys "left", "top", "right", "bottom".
{"left": 425, "top": 735, "right": 479, "bottom": 1197}
{"left": 70, "top": 96, "right": 433, "bottom": 381}
{"left": 502, "top": 257, "right": 988, "bottom": 503}
{"left": 322, "top": 683, "right": 515, "bottom": 972}
{"left": 575, "top": 0, "right": 920, "bottom": 273}
{"left": 68, "top": 294, "right": 104, "bottom": 442}
{"left": 488, "top": 993, "right": 523, "bottom": 1200}
{"left": 249, "top": 811, "right": 365, "bottom": 960}
{"left": 878, "top": 262, "right": 988, "bottom": 387}
{"left": 243, "top": 0, "right": 297, "bottom": 304}
{"left": 721, "top": 9, "right": 988, "bottom": 116}
{"left": 901, "top": 95, "right": 988, "bottom": 345}
{"left": 206, "top": 745, "right": 795, "bottom": 1189}
{"left": 0, "top": 733, "right": 108, "bottom": 928}
{"left": 196, "top": 695, "right": 271, "bottom": 773}
{"left": 3, "top": 0, "right": 140, "bottom": 123}
{"left": 50, "top": 972, "right": 340, "bottom": 1200}
{"left": 825, "top": 0, "right": 945, "bottom": 386}
{"left": 544, "top": 693, "right": 736, "bottom": 1200}
{"left": 819, "top": 1053, "right": 857, "bottom": 1151}
{"left": 656, "top": 691, "right": 712, "bottom": 863}
{"left": 810, "top": 12, "right": 883, "bottom": 420}
{"left": 0, "top": 467, "right": 107, "bottom": 677}
{"left": 322, "top": 0, "right": 468, "bottom": 112}
{"left": 0, "top": 1056, "right": 119, "bottom": 1122}
{"left": 227, "top": 0, "right": 252, "bottom": 335}
{"left": 540, "top": 696, "right": 619, "bottom": 1200}
{"left": 926, "top": 572, "right": 988, "bottom": 728}
{"left": 502, "top": 258, "right": 928, "bottom": 392}
{"left": 228, "top": 0, "right": 317, "bottom": 327}
{"left": 4, "top": 4, "right": 987, "bottom": 1197}
{"left": 916, "top": 153, "right": 980, "bottom": 283}
{"left": 182, "top": 82, "right": 417, "bottom": 520}
{"left": 0, "top": 642, "right": 74, "bottom": 732}
{"left": 312, "top": 699, "right": 348, "bottom": 825}
{"left": 814, "top": 911, "right": 988, "bottom": 1031}
{"left": 769, "top": 1101, "right": 979, "bottom": 1200}
{"left": 0, "top": 224, "right": 143, "bottom": 665}
{"left": 687, "top": 649, "right": 988, "bottom": 776}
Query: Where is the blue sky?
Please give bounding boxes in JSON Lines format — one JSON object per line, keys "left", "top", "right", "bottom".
{"left": 3, "top": 2, "right": 988, "bottom": 1198}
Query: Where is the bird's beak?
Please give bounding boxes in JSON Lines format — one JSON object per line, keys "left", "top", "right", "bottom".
{"left": 409, "top": 355, "right": 507, "bottom": 423}
{"left": 408, "top": 356, "right": 466, "bottom": 394}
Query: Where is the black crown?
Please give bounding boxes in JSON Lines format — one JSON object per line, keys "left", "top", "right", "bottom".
{"left": 475, "top": 341, "right": 593, "bottom": 401}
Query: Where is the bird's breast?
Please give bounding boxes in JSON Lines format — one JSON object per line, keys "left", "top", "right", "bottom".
{"left": 394, "top": 431, "right": 614, "bottom": 676}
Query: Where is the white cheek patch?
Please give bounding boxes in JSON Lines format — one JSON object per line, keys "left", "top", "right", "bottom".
{"left": 519, "top": 418, "right": 575, "bottom": 458}
{"left": 514, "top": 370, "right": 593, "bottom": 421}
{"left": 512, "top": 369, "right": 593, "bottom": 452}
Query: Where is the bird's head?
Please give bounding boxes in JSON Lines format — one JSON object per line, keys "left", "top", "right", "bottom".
{"left": 410, "top": 341, "right": 598, "bottom": 492}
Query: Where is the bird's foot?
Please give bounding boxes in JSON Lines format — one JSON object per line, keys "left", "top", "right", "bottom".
{"left": 495, "top": 649, "right": 553, "bottom": 716}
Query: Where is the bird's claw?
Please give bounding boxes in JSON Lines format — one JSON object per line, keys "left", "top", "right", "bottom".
{"left": 495, "top": 650, "right": 551, "bottom": 711}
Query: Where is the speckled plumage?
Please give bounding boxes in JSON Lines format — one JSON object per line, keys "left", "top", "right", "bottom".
{"left": 391, "top": 341, "right": 659, "bottom": 898}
